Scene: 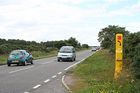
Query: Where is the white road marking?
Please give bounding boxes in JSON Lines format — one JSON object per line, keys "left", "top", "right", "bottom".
{"left": 9, "top": 66, "right": 34, "bottom": 74}
{"left": 52, "top": 75, "right": 57, "bottom": 78}
{"left": 24, "top": 92, "right": 29, "bottom": 93}
{"left": 44, "top": 79, "right": 50, "bottom": 83}
{"left": 33, "top": 84, "right": 41, "bottom": 89}
{"left": 62, "top": 75, "right": 72, "bottom": 93}
{"left": 58, "top": 72, "right": 62, "bottom": 75}
{"left": 64, "top": 61, "right": 82, "bottom": 71}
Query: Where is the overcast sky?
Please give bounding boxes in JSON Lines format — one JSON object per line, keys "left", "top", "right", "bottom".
{"left": 0, "top": 0, "right": 140, "bottom": 46}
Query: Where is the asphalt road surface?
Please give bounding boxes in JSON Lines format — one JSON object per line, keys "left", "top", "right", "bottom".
{"left": 0, "top": 50, "right": 93, "bottom": 93}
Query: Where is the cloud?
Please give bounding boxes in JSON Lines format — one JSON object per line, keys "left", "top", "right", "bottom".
{"left": 131, "top": 0, "right": 140, "bottom": 12}
{"left": 125, "top": 22, "right": 140, "bottom": 32}
{"left": 0, "top": 0, "right": 139, "bottom": 46}
{"left": 106, "top": 0, "right": 140, "bottom": 17}
{"left": 106, "top": 0, "right": 125, "bottom": 4}
{"left": 58, "top": 0, "right": 86, "bottom": 4}
{"left": 107, "top": 7, "right": 132, "bottom": 16}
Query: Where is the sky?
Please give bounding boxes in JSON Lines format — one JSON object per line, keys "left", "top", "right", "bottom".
{"left": 0, "top": 0, "right": 140, "bottom": 46}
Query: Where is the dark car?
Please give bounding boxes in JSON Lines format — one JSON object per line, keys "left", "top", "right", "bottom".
{"left": 7, "top": 50, "right": 33, "bottom": 66}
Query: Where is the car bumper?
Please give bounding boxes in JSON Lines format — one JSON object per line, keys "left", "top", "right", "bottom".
{"left": 7, "top": 60, "right": 25, "bottom": 64}
{"left": 58, "top": 57, "right": 73, "bottom": 60}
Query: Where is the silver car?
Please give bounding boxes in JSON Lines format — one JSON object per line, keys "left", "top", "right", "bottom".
{"left": 91, "top": 47, "right": 97, "bottom": 51}
{"left": 57, "top": 46, "right": 76, "bottom": 62}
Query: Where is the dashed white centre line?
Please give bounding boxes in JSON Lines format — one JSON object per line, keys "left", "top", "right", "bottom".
{"left": 33, "top": 84, "right": 41, "bottom": 89}
{"left": 24, "top": 92, "right": 29, "bottom": 93}
{"left": 58, "top": 72, "right": 62, "bottom": 75}
{"left": 44, "top": 79, "right": 50, "bottom": 83}
{"left": 9, "top": 66, "right": 34, "bottom": 74}
{"left": 23, "top": 52, "right": 93, "bottom": 93}
{"left": 52, "top": 75, "right": 57, "bottom": 78}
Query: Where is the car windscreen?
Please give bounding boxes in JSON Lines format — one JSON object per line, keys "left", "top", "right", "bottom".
{"left": 59, "top": 48, "right": 72, "bottom": 53}
{"left": 10, "top": 50, "right": 24, "bottom": 56}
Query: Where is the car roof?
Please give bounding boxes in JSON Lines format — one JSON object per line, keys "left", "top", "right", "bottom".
{"left": 61, "top": 46, "right": 74, "bottom": 49}
{"left": 11, "top": 50, "right": 27, "bottom": 52}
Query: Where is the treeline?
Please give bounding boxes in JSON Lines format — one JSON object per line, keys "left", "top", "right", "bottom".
{"left": 0, "top": 37, "right": 89, "bottom": 54}
{"left": 98, "top": 25, "right": 140, "bottom": 79}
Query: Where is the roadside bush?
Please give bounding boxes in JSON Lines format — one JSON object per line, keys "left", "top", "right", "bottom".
{"left": 132, "top": 44, "right": 140, "bottom": 78}
{"left": 0, "top": 44, "right": 11, "bottom": 54}
{"left": 82, "top": 44, "right": 89, "bottom": 48}
{"left": 98, "top": 25, "right": 140, "bottom": 79}
{"left": 0, "top": 37, "right": 84, "bottom": 55}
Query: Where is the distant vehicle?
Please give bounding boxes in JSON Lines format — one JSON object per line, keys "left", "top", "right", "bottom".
{"left": 91, "top": 47, "right": 97, "bottom": 51}
{"left": 57, "top": 46, "right": 76, "bottom": 62}
{"left": 96, "top": 46, "right": 101, "bottom": 50}
{"left": 7, "top": 50, "right": 33, "bottom": 66}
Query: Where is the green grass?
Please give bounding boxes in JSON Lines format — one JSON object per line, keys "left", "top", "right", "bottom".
{"left": 0, "top": 54, "right": 8, "bottom": 65}
{"left": 68, "top": 50, "right": 140, "bottom": 93}
{"left": 31, "top": 50, "right": 57, "bottom": 59}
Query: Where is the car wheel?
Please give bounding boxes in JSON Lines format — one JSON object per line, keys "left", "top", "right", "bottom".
{"left": 22, "top": 61, "right": 26, "bottom": 66}
{"left": 17, "top": 63, "right": 20, "bottom": 66}
{"left": 58, "top": 59, "right": 60, "bottom": 62}
{"left": 7, "top": 63, "right": 11, "bottom": 66}
{"left": 71, "top": 58, "right": 74, "bottom": 62}
{"left": 30, "top": 59, "right": 33, "bottom": 64}
{"left": 74, "top": 58, "right": 76, "bottom": 61}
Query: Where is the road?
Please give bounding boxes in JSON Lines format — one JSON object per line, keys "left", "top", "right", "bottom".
{"left": 0, "top": 50, "right": 93, "bottom": 93}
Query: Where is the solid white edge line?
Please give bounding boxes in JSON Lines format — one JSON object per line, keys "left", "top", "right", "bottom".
{"left": 9, "top": 66, "right": 34, "bottom": 74}
{"left": 64, "top": 53, "right": 94, "bottom": 71}
{"left": 62, "top": 75, "right": 72, "bottom": 93}
{"left": 44, "top": 79, "right": 50, "bottom": 83}
{"left": 52, "top": 75, "right": 57, "bottom": 78}
{"left": 33, "top": 84, "right": 41, "bottom": 89}
{"left": 58, "top": 72, "right": 62, "bottom": 75}
{"left": 64, "top": 59, "right": 84, "bottom": 71}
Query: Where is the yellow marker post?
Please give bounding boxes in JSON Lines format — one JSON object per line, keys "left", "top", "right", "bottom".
{"left": 114, "top": 34, "right": 123, "bottom": 79}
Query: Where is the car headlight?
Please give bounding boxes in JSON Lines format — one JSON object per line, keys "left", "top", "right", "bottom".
{"left": 57, "top": 54, "right": 61, "bottom": 57}
{"left": 68, "top": 55, "right": 73, "bottom": 57}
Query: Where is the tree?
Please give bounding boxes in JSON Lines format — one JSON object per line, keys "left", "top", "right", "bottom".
{"left": 67, "top": 37, "right": 79, "bottom": 47}
{"left": 98, "top": 25, "right": 129, "bottom": 53}
{"left": 132, "top": 44, "right": 140, "bottom": 78}
{"left": 0, "top": 37, "right": 82, "bottom": 54}
{"left": 82, "top": 44, "right": 89, "bottom": 48}
{"left": 54, "top": 41, "right": 67, "bottom": 49}
{"left": 98, "top": 25, "right": 140, "bottom": 79}
{"left": 0, "top": 44, "right": 11, "bottom": 54}
{"left": 126, "top": 32, "right": 140, "bottom": 79}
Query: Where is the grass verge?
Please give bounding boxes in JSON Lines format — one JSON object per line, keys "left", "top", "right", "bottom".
{"left": 0, "top": 54, "right": 8, "bottom": 65}
{"left": 31, "top": 50, "right": 57, "bottom": 59}
{"left": 67, "top": 49, "right": 140, "bottom": 93}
